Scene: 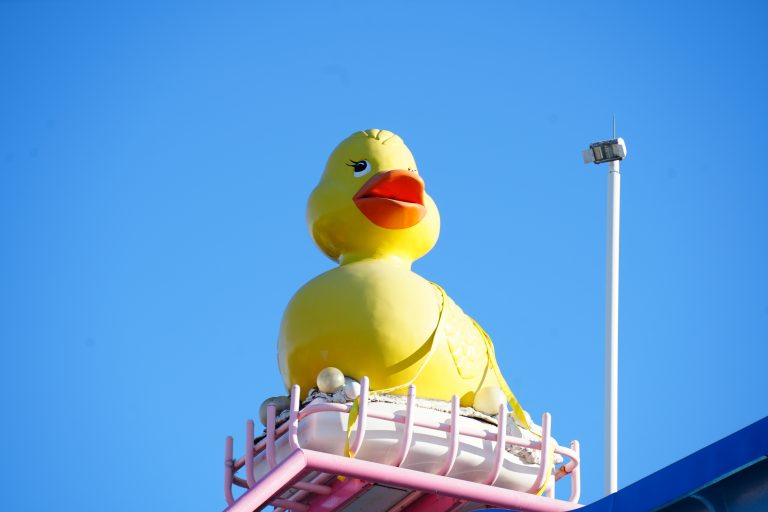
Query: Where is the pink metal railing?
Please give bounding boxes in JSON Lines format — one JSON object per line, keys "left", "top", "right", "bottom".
{"left": 224, "top": 376, "right": 582, "bottom": 511}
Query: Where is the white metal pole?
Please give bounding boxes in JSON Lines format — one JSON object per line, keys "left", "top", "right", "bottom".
{"left": 605, "top": 160, "right": 620, "bottom": 495}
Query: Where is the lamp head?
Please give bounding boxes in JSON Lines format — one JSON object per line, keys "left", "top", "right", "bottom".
{"left": 582, "top": 137, "right": 627, "bottom": 165}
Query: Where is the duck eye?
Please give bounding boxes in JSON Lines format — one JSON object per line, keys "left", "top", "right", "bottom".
{"left": 347, "top": 160, "right": 372, "bottom": 178}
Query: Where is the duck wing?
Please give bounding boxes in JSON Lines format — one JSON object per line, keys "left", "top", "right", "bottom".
{"left": 431, "top": 283, "right": 532, "bottom": 431}
{"left": 432, "top": 285, "right": 489, "bottom": 380}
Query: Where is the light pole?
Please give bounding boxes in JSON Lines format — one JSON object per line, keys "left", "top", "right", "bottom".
{"left": 582, "top": 135, "right": 627, "bottom": 495}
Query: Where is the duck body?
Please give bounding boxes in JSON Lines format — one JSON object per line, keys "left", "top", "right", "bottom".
{"left": 278, "top": 258, "right": 499, "bottom": 406}
{"left": 277, "top": 129, "right": 514, "bottom": 412}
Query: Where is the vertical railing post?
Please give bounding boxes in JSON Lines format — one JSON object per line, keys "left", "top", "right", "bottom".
{"left": 266, "top": 404, "right": 277, "bottom": 468}
{"left": 437, "top": 395, "right": 460, "bottom": 476}
{"left": 349, "top": 376, "right": 370, "bottom": 456}
{"left": 224, "top": 436, "right": 235, "bottom": 506}
{"left": 484, "top": 403, "right": 507, "bottom": 485}
{"left": 570, "top": 440, "right": 581, "bottom": 503}
{"left": 246, "top": 420, "right": 256, "bottom": 488}
{"left": 393, "top": 385, "right": 415, "bottom": 467}
{"left": 288, "top": 384, "right": 301, "bottom": 450}
{"left": 528, "top": 413, "right": 552, "bottom": 494}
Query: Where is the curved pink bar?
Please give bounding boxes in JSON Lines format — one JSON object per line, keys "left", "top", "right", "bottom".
{"left": 348, "top": 407, "right": 548, "bottom": 452}
{"left": 274, "top": 472, "right": 333, "bottom": 506}
{"left": 484, "top": 403, "right": 507, "bottom": 485}
{"left": 555, "top": 446, "right": 579, "bottom": 464}
{"left": 271, "top": 498, "right": 308, "bottom": 511}
{"left": 437, "top": 395, "right": 460, "bottom": 476}
{"left": 224, "top": 377, "right": 582, "bottom": 509}
{"left": 527, "top": 413, "right": 552, "bottom": 494}
{"left": 288, "top": 384, "right": 301, "bottom": 450}
{"left": 349, "top": 376, "right": 369, "bottom": 456}
{"left": 548, "top": 470, "right": 556, "bottom": 498}
{"left": 235, "top": 404, "right": 351, "bottom": 471}
{"left": 234, "top": 399, "right": 580, "bottom": 478}
{"left": 240, "top": 399, "right": 581, "bottom": 467}
{"left": 303, "top": 450, "right": 581, "bottom": 512}
{"left": 224, "top": 436, "right": 235, "bottom": 506}
{"left": 392, "top": 385, "right": 415, "bottom": 467}
{"left": 232, "top": 476, "right": 249, "bottom": 489}
{"left": 225, "top": 449, "right": 308, "bottom": 512}
{"left": 569, "top": 441, "right": 580, "bottom": 503}
{"left": 245, "top": 420, "right": 256, "bottom": 488}
{"left": 293, "top": 480, "right": 332, "bottom": 495}
{"left": 389, "top": 492, "right": 424, "bottom": 511}
{"left": 266, "top": 405, "right": 277, "bottom": 469}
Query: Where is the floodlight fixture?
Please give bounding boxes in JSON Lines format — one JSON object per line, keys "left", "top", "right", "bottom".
{"left": 582, "top": 138, "right": 627, "bottom": 165}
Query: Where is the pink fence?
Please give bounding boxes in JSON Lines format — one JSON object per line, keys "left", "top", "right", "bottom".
{"left": 224, "top": 377, "right": 582, "bottom": 512}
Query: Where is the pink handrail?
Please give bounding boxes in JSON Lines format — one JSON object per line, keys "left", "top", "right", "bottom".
{"left": 436, "top": 395, "right": 460, "bottom": 476}
{"left": 288, "top": 384, "right": 301, "bottom": 450}
{"left": 245, "top": 420, "right": 256, "bottom": 488}
{"left": 274, "top": 472, "right": 334, "bottom": 509}
{"left": 224, "top": 436, "right": 235, "bottom": 506}
{"left": 271, "top": 497, "right": 308, "bottom": 511}
{"left": 527, "top": 413, "right": 552, "bottom": 494}
{"left": 348, "top": 376, "right": 370, "bottom": 456}
{"left": 225, "top": 378, "right": 581, "bottom": 507}
{"left": 484, "top": 402, "right": 508, "bottom": 486}
{"left": 568, "top": 441, "right": 580, "bottom": 503}
{"left": 230, "top": 404, "right": 580, "bottom": 492}
{"left": 392, "top": 385, "right": 415, "bottom": 467}
{"left": 235, "top": 401, "right": 579, "bottom": 473}
{"left": 232, "top": 404, "right": 350, "bottom": 474}
{"left": 303, "top": 450, "right": 580, "bottom": 512}
{"left": 266, "top": 405, "right": 277, "bottom": 469}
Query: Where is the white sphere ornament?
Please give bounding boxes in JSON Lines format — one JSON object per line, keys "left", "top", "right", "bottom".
{"left": 258, "top": 395, "right": 291, "bottom": 426}
{"left": 316, "top": 367, "right": 345, "bottom": 393}
{"left": 473, "top": 386, "right": 507, "bottom": 415}
{"left": 343, "top": 377, "right": 361, "bottom": 400}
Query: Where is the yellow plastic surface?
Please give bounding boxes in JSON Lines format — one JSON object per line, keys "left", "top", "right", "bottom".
{"left": 278, "top": 129, "right": 524, "bottom": 413}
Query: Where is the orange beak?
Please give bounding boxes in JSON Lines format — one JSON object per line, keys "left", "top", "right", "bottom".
{"left": 353, "top": 170, "right": 427, "bottom": 229}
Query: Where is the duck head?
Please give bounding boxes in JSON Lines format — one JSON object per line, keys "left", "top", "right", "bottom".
{"left": 308, "top": 129, "right": 440, "bottom": 266}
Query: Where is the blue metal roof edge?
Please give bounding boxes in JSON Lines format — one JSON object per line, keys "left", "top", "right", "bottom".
{"left": 579, "top": 415, "right": 768, "bottom": 512}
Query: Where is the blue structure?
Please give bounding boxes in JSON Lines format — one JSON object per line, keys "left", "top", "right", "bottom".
{"left": 582, "top": 416, "right": 768, "bottom": 511}
{"left": 481, "top": 416, "right": 767, "bottom": 512}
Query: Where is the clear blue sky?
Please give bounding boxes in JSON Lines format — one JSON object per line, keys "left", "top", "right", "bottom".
{"left": 1, "top": 1, "right": 767, "bottom": 510}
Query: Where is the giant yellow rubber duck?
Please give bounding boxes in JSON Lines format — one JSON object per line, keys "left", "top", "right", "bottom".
{"left": 278, "top": 129, "right": 530, "bottom": 427}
